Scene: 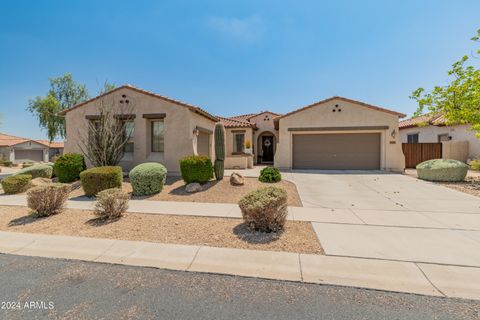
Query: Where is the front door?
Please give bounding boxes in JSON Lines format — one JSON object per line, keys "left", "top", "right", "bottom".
{"left": 262, "top": 136, "right": 274, "bottom": 162}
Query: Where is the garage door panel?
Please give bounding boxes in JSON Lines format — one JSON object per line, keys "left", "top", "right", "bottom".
{"left": 293, "top": 133, "right": 380, "bottom": 170}
{"left": 15, "top": 149, "right": 44, "bottom": 162}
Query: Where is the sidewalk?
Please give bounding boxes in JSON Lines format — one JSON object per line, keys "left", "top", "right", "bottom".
{"left": 2, "top": 230, "right": 479, "bottom": 300}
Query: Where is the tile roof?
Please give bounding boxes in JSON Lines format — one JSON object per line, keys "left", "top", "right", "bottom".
{"left": 0, "top": 133, "right": 64, "bottom": 148}
{"left": 274, "top": 96, "right": 406, "bottom": 121}
{"left": 399, "top": 113, "right": 446, "bottom": 129}
{"left": 218, "top": 116, "right": 256, "bottom": 128}
{"left": 229, "top": 111, "right": 281, "bottom": 122}
{"left": 58, "top": 84, "right": 219, "bottom": 122}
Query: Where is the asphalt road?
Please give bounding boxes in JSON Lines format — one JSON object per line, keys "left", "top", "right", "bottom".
{"left": 0, "top": 254, "right": 478, "bottom": 320}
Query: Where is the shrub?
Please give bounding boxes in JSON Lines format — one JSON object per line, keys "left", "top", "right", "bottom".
{"left": 15, "top": 164, "right": 53, "bottom": 179}
{"left": 470, "top": 159, "right": 480, "bottom": 171}
{"left": 1, "top": 174, "right": 32, "bottom": 194}
{"left": 179, "top": 155, "right": 213, "bottom": 184}
{"left": 129, "top": 162, "right": 167, "bottom": 196}
{"left": 80, "top": 166, "right": 123, "bottom": 196}
{"left": 238, "top": 186, "right": 288, "bottom": 232}
{"left": 22, "top": 162, "right": 34, "bottom": 168}
{"left": 416, "top": 159, "right": 469, "bottom": 182}
{"left": 94, "top": 188, "right": 129, "bottom": 219}
{"left": 0, "top": 160, "right": 13, "bottom": 167}
{"left": 54, "top": 153, "right": 86, "bottom": 183}
{"left": 259, "top": 167, "right": 282, "bottom": 183}
{"left": 26, "top": 183, "right": 70, "bottom": 217}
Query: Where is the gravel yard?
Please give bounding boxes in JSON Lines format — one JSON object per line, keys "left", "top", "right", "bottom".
{"left": 0, "top": 206, "right": 322, "bottom": 254}
{"left": 68, "top": 176, "right": 303, "bottom": 207}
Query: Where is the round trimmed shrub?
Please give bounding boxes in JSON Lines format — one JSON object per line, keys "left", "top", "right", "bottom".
{"left": 129, "top": 162, "right": 167, "bottom": 196}
{"left": 259, "top": 167, "right": 282, "bottom": 183}
{"left": 1, "top": 174, "right": 32, "bottom": 194}
{"left": 15, "top": 164, "right": 53, "bottom": 179}
{"left": 179, "top": 155, "right": 213, "bottom": 184}
{"left": 416, "top": 159, "right": 468, "bottom": 182}
{"left": 94, "top": 188, "right": 130, "bottom": 219}
{"left": 54, "top": 153, "right": 86, "bottom": 183}
{"left": 80, "top": 166, "right": 123, "bottom": 196}
{"left": 239, "top": 186, "right": 288, "bottom": 232}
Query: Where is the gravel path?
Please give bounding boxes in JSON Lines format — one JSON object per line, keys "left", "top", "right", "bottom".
{"left": 0, "top": 254, "right": 478, "bottom": 320}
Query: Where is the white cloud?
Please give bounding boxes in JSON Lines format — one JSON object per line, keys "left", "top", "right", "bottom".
{"left": 208, "top": 14, "right": 265, "bottom": 42}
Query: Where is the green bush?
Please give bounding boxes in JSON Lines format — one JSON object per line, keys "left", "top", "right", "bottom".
{"left": 22, "top": 162, "right": 34, "bottom": 168}
{"left": 129, "top": 162, "right": 167, "bottom": 196}
{"left": 80, "top": 166, "right": 123, "bottom": 196}
{"left": 15, "top": 164, "right": 53, "bottom": 179}
{"left": 179, "top": 155, "right": 213, "bottom": 184}
{"left": 0, "top": 160, "right": 13, "bottom": 167}
{"left": 27, "top": 183, "right": 71, "bottom": 217}
{"left": 416, "top": 159, "right": 469, "bottom": 182}
{"left": 259, "top": 167, "right": 282, "bottom": 183}
{"left": 1, "top": 174, "right": 32, "bottom": 194}
{"left": 54, "top": 153, "right": 86, "bottom": 183}
{"left": 470, "top": 159, "right": 480, "bottom": 171}
{"left": 238, "top": 186, "right": 288, "bottom": 232}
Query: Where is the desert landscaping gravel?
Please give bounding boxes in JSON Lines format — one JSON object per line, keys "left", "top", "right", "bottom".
{"left": 0, "top": 206, "right": 323, "bottom": 254}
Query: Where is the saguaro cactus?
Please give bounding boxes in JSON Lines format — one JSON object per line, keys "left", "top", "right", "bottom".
{"left": 214, "top": 123, "right": 225, "bottom": 180}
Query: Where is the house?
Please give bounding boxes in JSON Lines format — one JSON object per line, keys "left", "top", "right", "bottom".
{"left": 0, "top": 133, "right": 64, "bottom": 163}
{"left": 61, "top": 84, "right": 406, "bottom": 173}
{"left": 399, "top": 114, "right": 480, "bottom": 162}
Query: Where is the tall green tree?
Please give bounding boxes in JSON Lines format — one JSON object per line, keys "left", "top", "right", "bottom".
{"left": 27, "top": 73, "right": 89, "bottom": 141}
{"left": 410, "top": 29, "right": 480, "bottom": 137}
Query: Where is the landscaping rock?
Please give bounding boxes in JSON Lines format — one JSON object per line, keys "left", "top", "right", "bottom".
{"left": 185, "top": 182, "right": 202, "bottom": 193}
{"left": 230, "top": 172, "right": 244, "bottom": 186}
{"left": 30, "top": 177, "right": 53, "bottom": 188}
{"left": 69, "top": 180, "right": 82, "bottom": 192}
{"left": 416, "top": 159, "right": 469, "bottom": 182}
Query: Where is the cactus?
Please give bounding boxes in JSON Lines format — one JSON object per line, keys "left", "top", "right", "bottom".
{"left": 214, "top": 123, "right": 225, "bottom": 180}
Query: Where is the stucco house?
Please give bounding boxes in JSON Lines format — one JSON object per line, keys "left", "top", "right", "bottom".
{"left": 0, "top": 133, "right": 64, "bottom": 163}
{"left": 399, "top": 114, "right": 480, "bottom": 162}
{"left": 61, "top": 85, "right": 406, "bottom": 173}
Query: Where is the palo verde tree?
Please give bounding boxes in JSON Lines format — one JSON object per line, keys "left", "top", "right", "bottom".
{"left": 78, "top": 93, "right": 136, "bottom": 167}
{"left": 27, "top": 73, "right": 90, "bottom": 142}
{"left": 410, "top": 28, "right": 480, "bottom": 137}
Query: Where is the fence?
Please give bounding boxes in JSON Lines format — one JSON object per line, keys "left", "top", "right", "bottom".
{"left": 402, "top": 143, "right": 442, "bottom": 168}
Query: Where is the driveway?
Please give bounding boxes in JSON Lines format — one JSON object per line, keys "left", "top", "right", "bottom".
{"left": 284, "top": 171, "right": 480, "bottom": 267}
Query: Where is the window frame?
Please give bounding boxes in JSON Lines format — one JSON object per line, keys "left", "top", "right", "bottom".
{"left": 123, "top": 120, "right": 135, "bottom": 153}
{"left": 150, "top": 119, "right": 165, "bottom": 153}
{"left": 233, "top": 132, "right": 245, "bottom": 153}
{"left": 407, "top": 133, "right": 419, "bottom": 144}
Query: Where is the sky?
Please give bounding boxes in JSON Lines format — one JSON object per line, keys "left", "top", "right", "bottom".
{"left": 0, "top": 0, "right": 479, "bottom": 140}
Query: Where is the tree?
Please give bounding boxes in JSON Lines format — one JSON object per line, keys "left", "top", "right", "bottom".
{"left": 78, "top": 94, "right": 135, "bottom": 167}
{"left": 27, "top": 73, "right": 89, "bottom": 141}
{"left": 99, "top": 81, "right": 116, "bottom": 94}
{"left": 410, "top": 29, "right": 480, "bottom": 137}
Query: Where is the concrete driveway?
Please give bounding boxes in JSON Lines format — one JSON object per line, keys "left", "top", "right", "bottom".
{"left": 284, "top": 171, "right": 480, "bottom": 267}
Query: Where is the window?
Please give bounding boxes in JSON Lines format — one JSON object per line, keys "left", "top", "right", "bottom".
{"left": 234, "top": 133, "right": 245, "bottom": 153}
{"left": 407, "top": 133, "right": 419, "bottom": 143}
{"left": 151, "top": 120, "right": 164, "bottom": 152}
{"left": 438, "top": 134, "right": 450, "bottom": 142}
{"left": 123, "top": 121, "right": 134, "bottom": 152}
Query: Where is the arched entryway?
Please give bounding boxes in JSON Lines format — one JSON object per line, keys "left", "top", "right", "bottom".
{"left": 256, "top": 131, "right": 276, "bottom": 164}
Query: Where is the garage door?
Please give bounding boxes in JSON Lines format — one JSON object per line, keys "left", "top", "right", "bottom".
{"left": 292, "top": 133, "right": 380, "bottom": 170}
{"left": 15, "top": 149, "right": 44, "bottom": 162}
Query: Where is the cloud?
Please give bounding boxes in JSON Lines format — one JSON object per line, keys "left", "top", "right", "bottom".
{"left": 207, "top": 14, "right": 265, "bottom": 42}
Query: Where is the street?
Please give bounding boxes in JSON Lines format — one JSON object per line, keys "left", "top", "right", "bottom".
{"left": 0, "top": 254, "right": 478, "bottom": 320}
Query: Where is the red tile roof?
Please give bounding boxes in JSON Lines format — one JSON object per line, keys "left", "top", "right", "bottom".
{"left": 58, "top": 84, "right": 219, "bottom": 122}
{"left": 218, "top": 116, "right": 256, "bottom": 128}
{"left": 399, "top": 113, "right": 446, "bottom": 129}
{"left": 0, "top": 133, "right": 63, "bottom": 148}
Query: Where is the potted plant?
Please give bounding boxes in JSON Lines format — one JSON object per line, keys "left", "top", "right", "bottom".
{"left": 244, "top": 139, "right": 252, "bottom": 154}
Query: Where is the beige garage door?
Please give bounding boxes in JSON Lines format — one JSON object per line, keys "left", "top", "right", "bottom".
{"left": 292, "top": 133, "right": 380, "bottom": 170}
{"left": 15, "top": 149, "right": 44, "bottom": 162}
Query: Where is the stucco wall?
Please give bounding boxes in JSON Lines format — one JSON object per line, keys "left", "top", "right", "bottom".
{"left": 64, "top": 87, "right": 215, "bottom": 174}
{"left": 400, "top": 124, "right": 480, "bottom": 160}
{"left": 274, "top": 99, "right": 405, "bottom": 171}
{"left": 224, "top": 127, "right": 253, "bottom": 156}
{"left": 249, "top": 112, "right": 278, "bottom": 160}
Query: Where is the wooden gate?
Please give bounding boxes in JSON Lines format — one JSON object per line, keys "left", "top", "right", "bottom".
{"left": 402, "top": 143, "right": 442, "bottom": 168}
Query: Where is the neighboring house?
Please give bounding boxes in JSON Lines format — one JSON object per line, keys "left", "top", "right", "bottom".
{"left": 61, "top": 84, "right": 406, "bottom": 173}
{"left": 0, "top": 133, "right": 64, "bottom": 163}
{"left": 399, "top": 114, "right": 480, "bottom": 161}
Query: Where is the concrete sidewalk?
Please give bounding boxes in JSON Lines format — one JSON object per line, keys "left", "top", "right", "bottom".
{"left": 2, "top": 231, "right": 479, "bottom": 300}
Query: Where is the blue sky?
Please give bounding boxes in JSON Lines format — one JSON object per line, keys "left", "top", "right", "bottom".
{"left": 0, "top": 0, "right": 479, "bottom": 140}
